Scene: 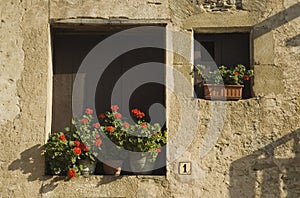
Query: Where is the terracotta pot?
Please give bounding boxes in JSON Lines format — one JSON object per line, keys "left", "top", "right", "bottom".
{"left": 129, "top": 153, "right": 147, "bottom": 173}
{"left": 203, "top": 84, "right": 244, "bottom": 100}
{"left": 78, "top": 159, "right": 96, "bottom": 176}
{"left": 103, "top": 160, "right": 123, "bottom": 176}
{"left": 129, "top": 152, "right": 155, "bottom": 174}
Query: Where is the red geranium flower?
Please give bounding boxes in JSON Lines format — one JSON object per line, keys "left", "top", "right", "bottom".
{"left": 80, "top": 143, "right": 89, "bottom": 152}
{"left": 156, "top": 148, "right": 161, "bottom": 153}
{"left": 95, "top": 133, "right": 100, "bottom": 139}
{"left": 99, "top": 113, "right": 105, "bottom": 119}
{"left": 140, "top": 123, "right": 147, "bottom": 128}
{"left": 68, "top": 168, "right": 76, "bottom": 178}
{"left": 93, "top": 122, "right": 100, "bottom": 128}
{"left": 123, "top": 122, "right": 130, "bottom": 128}
{"left": 114, "top": 113, "right": 122, "bottom": 119}
{"left": 110, "top": 105, "right": 119, "bottom": 112}
{"left": 73, "top": 147, "right": 82, "bottom": 155}
{"left": 81, "top": 118, "right": 88, "bottom": 124}
{"left": 85, "top": 108, "right": 93, "bottom": 115}
{"left": 106, "top": 126, "right": 115, "bottom": 133}
{"left": 131, "top": 108, "right": 145, "bottom": 119}
{"left": 233, "top": 71, "right": 239, "bottom": 76}
{"left": 59, "top": 134, "right": 66, "bottom": 141}
{"left": 244, "top": 75, "right": 250, "bottom": 81}
{"left": 94, "top": 139, "right": 102, "bottom": 147}
{"left": 74, "top": 141, "right": 81, "bottom": 147}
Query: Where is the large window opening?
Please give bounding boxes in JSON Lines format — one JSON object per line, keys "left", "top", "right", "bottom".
{"left": 50, "top": 25, "right": 166, "bottom": 175}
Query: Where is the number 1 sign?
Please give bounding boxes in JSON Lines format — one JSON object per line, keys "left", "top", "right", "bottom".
{"left": 179, "top": 162, "right": 191, "bottom": 175}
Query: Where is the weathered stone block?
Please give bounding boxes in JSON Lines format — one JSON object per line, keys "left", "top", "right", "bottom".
{"left": 254, "top": 31, "right": 275, "bottom": 65}
{"left": 50, "top": 0, "right": 170, "bottom": 20}
{"left": 252, "top": 65, "right": 284, "bottom": 96}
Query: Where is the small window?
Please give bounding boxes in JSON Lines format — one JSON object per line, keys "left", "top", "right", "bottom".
{"left": 194, "top": 33, "right": 252, "bottom": 99}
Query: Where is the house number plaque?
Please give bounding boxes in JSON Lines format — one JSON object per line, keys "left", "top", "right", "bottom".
{"left": 179, "top": 162, "right": 191, "bottom": 175}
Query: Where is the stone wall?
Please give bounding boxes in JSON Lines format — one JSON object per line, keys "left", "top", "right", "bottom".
{"left": 50, "top": 0, "right": 169, "bottom": 20}
{"left": 194, "top": 0, "right": 243, "bottom": 12}
{"left": 0, "top": 0, "right": 49, "bottom": 197}
{"left": 0, "top": 0, "right": 299, "bottom": 197}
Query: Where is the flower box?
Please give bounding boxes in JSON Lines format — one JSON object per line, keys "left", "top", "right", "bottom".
{"left": 203, "top": 84, "right": 244, "bottom": 100}
{"left": 194, "top": 64, "right": 253, "bottom": 101}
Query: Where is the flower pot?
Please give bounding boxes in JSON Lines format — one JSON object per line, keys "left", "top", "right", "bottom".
{"left": 103, "top": 160, "right": 123, "bottom": 176}
{"left": 78, "top": 159, "right": 96, "bottom": 176}
{"left": 203, "top": 84, "right": 244, "bottom": 100}
{"left": 129, "top": 152, "right": 155, "bottom": 174}
{"left": 129, "top": 152, "right": 147, "bottom": 173}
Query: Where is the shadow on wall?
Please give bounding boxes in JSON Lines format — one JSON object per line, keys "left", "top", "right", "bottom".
{"left": 8, "top": 144, "right": 125, "bottom": 194}
{"left": 253, "top": 2, "right": 300, "bottom": 39}
{"left": 253, "top": 2, "right": 300, "bottom": 48}
{"left": 286, "top": 34, "right": 300, "bottom": 47}
{"left": 8, "top": 144, "right": 67, "bottom": 194}
{"left": 230, "top": 128, "right": 300, "bottom": 197}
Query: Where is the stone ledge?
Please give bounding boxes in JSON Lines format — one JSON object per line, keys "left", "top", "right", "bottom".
{"left": 40, "top": 175, "right": 167, "bottom": 197}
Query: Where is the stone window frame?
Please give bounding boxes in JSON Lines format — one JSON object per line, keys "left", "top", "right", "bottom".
{"left": 192, "top": 27, "right": 254, "bottom": 99}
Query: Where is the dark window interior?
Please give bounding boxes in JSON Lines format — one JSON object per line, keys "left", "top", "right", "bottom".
{"left": 51, "top": 26, "right": 166, "bottom": 175}
{"left": 194, "top": 33, "right": 251, "bottom": 99}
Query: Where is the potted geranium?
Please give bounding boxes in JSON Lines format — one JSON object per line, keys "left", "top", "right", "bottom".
{"left": 96, "top": 105, "right": 127, "bottom": 175}
{"left": 45, "top": 108, "right": 102, "bottom": 178}
{"left": 195, "top": 64, "right": 254, "bottom": 100}
{"left": 99, "top": 105, "right": 166, "bottom": 174}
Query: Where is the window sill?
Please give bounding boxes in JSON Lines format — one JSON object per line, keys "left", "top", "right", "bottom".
{"left": 41, "top": 175, "right": 167, "bottom": 196}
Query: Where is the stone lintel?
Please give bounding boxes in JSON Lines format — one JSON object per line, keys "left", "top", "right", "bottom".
{"left": 51, "top": 18, "right": 170, "bottom": 27}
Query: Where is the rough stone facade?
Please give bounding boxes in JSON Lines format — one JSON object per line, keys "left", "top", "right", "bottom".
{"left": 0, "top": 0, "right": 299, "bottom": 197}
{"left": 192, "top": 0, "right": 243, "bottom": 12}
